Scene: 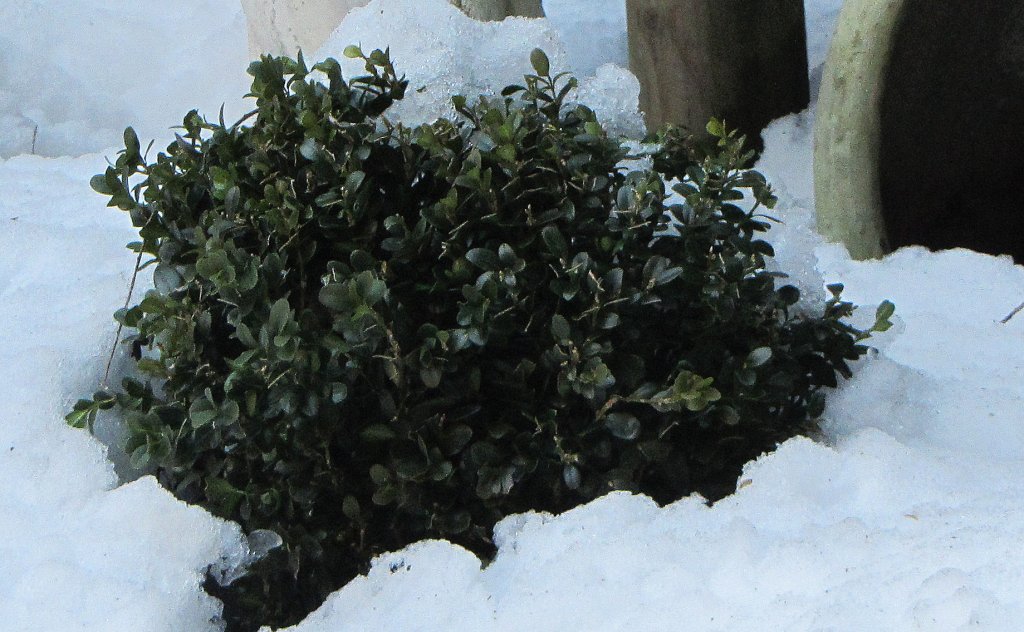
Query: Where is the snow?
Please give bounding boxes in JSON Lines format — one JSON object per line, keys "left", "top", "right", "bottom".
{"left": 316, "top": 0, "right": 644, "bottom": 136}
{"left": 0, "top": 0, "right": 250, "bottom": 158}
{"left": 0, "top": 154, "right": 250, "bottom": 631}
{"left": 542, "top": 0, "right": 628, "bottom": 78}
{"left": 804, "top": 0, "right": 844, "bottom": 97}
{"left": 3, "top": 0, "right": 1024, "bottom": 630}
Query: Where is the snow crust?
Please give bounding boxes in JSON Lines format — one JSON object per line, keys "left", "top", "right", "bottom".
{"left": 4, "top": 1, "right": 1024, "bottom": 631}
{"left": 0, "top": 155, "right": 249, "bottom": 631}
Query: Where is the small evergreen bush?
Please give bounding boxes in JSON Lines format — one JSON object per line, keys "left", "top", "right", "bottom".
{"left": 68, "top": 49, "right": 891, "bottom": 630}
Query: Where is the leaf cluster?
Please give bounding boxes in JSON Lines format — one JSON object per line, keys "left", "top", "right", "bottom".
{"left": 68, "top": 49, "right": 888, "bottom": 631}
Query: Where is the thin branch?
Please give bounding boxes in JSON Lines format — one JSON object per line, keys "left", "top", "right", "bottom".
{"left": 1001, "top": 301, "right": 1024, "bottom": 324}
{"left": 102, "top": 248, "right": 143, "bottom": 386}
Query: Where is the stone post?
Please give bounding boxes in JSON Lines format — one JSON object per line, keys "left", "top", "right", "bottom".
{"left": 626, "top": 0, "right": 810, "bottom": 147}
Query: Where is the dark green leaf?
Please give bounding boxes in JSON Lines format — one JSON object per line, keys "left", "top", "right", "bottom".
{"left": 90, "top": 173, "right": 115, "bottom": 195}
{"left": 420, "top": 366, "right": 442, "bottom": 389}
{"left": 465, "top": 248, "right": 499, "bottom": 271}
{"left": 189, "top": 398, "right": 218, "bottom": 428}
{"left": 541, "top": 225, "right": 567, "bottom": 257}
{"left": 550, "top": 314, "right": 570, "bottom": 341}
{"left": 342, "top": 495, "right": 361, "bottom": 521}
{"left": 529, "top": 48, "right": 550, "bottom": 76}
{"left": 268, "top": 298, "right": 290, "bottom": 333}
{"left": 361, "top": 424, "right": 397, "bottom": 442}
{"left": 604, "top": 412, "right": 641, "bottom": 441}
{"left": 746, "top": 347, "right": 772, "bottom": 368}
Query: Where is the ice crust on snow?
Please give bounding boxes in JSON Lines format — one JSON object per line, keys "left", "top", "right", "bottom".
{"left": 6, "top": 1, "right": 1024, "bottom": 631}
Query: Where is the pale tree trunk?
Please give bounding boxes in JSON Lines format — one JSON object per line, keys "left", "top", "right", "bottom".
{"left": 450, "top": 0, "right": 544, "bottom": 21}
{"left": 242, "top": 0, "right": 371, "bottom": 58}
{"left": 244, "top": 0, "right": 544, "bottom": 58}
{"left": 626, "top": 0, "right": 809, "bottom": 148}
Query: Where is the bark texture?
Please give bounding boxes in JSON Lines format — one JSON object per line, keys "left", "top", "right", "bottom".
{"left": 626, "top": 0, "right": 809, "bottom": 145}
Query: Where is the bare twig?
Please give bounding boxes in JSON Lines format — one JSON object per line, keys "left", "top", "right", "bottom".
{"left": 30, "top": 125, "right": 38, "bottom": 155}
{"left": 102, "top": 249, "right": 143, "bottom": 386}
{"left": 1001, "top": 301, "right": 1024, "bottom": 324}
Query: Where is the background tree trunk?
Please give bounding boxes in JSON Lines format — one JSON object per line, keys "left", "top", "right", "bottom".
{"left": 626, "top": 0, "right": 809, "bottom": 147}
{"left": 245, "top": 0, "right": 544, "bottom": 58}
{"left": 451, "top": 0, "right": 544, "bottom": 21}
{"left": 243, "top": 0, "right": 371, "bottom": 57}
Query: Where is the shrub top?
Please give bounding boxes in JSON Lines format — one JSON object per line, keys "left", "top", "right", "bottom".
{"left": 69, "top": 48, "right": 891, "bottom": 631}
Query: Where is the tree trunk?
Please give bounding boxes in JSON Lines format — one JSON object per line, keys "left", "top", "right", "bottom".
{"left": 243, "top": 0, "right": 371, "bottom": 57}
{"left": 451, "top": 0, "right": 544, "bottom": 21}
{"left": 626, "top": 0, "right": 809, "bottom": 146}
{"left": 245, "top": 0, "right": 544, "bottom": 58}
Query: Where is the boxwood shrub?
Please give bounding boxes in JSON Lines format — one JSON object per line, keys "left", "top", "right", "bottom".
{"left": 68, "top": 49, "right": 891, "bottom": 630}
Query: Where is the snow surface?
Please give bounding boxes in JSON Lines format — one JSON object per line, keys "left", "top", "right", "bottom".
{"left": 316, "top": 0, "right": 644, "bottom": 136}
{"left": 0, "top": 155, "right": 249, "bottom": 631}
{"left": 4, "top": 0, "right": 1024, "bottom": 630}
{"left": 0, "top": 0, "right": 250, "bottom": 159}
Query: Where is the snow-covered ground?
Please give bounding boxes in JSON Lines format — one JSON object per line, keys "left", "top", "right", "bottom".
{"left": 4, "top": 1, "right": 1024, "bottom": 630}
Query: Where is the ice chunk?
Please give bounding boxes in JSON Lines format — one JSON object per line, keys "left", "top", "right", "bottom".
{"left": 572, "top": 63, "right": 646, "bottom": 138}
{"left": 542, "top": 0, "right": 628, "bottom": 76}
{"left": 317, "top": 0, "right": 569, "bottom": 127}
